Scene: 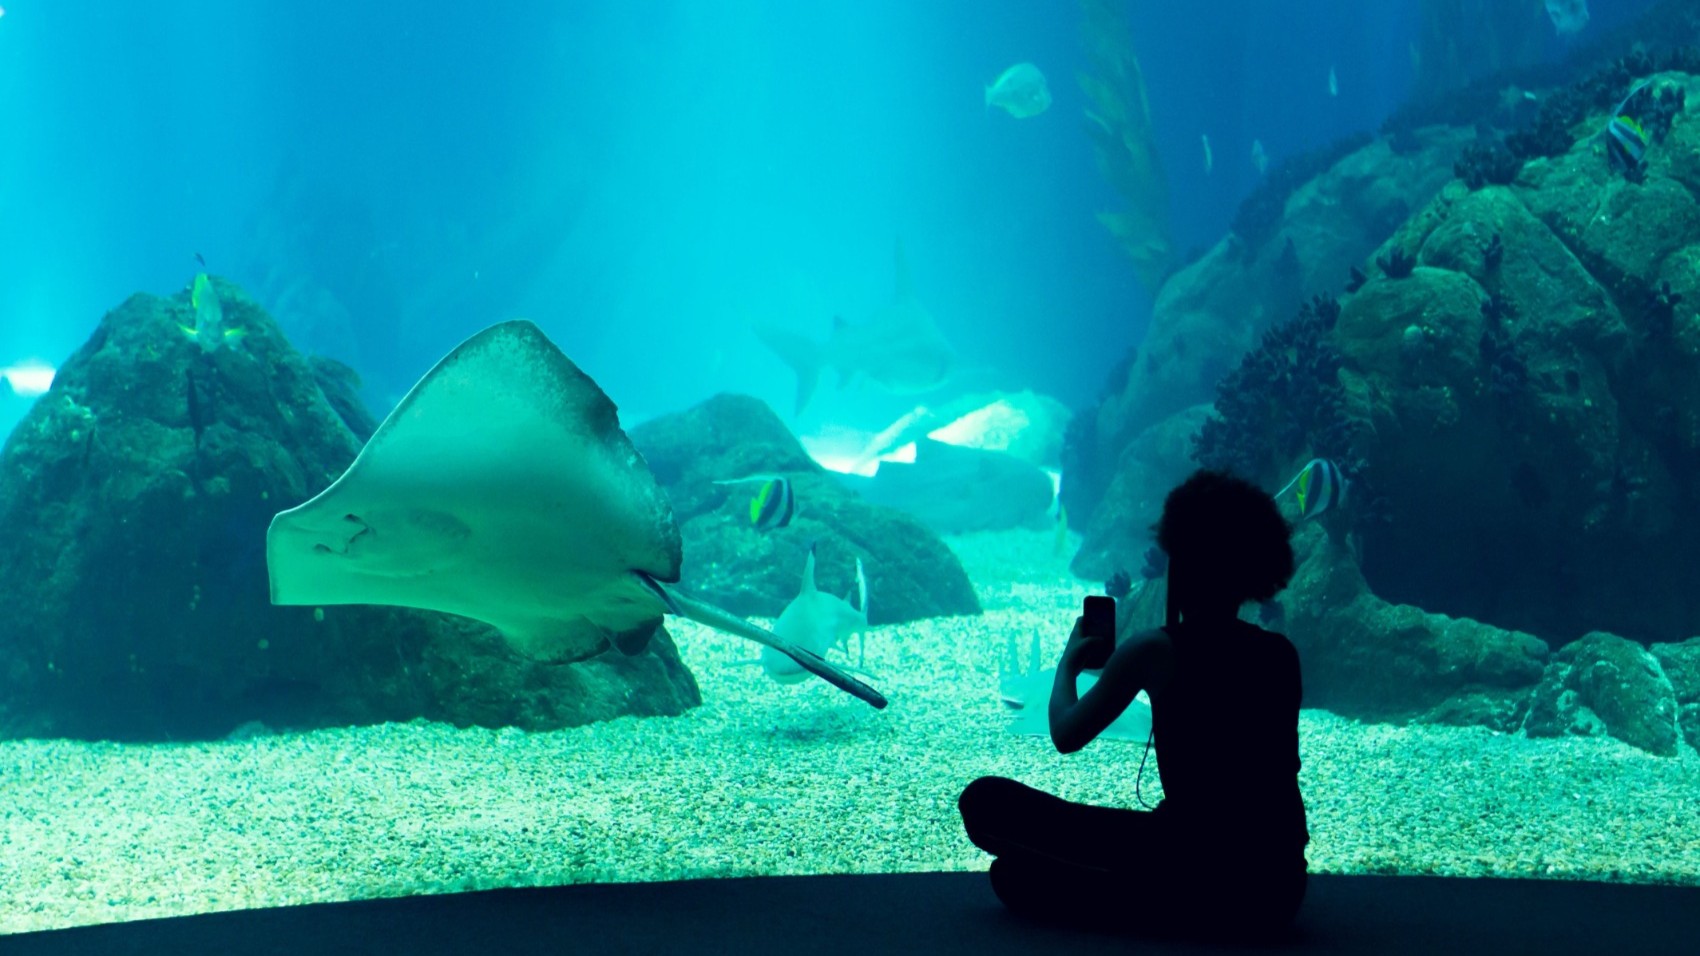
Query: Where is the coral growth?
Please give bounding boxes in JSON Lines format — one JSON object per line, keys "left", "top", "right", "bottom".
{"left": 1192, "top": 296, "right": 1353, "bottom": 483}
{"left": 1378, "top": 246, "right": 1418, "bottom": 279}
{"left": 1454, "top": 140, "right": 1523, "bottom": 190}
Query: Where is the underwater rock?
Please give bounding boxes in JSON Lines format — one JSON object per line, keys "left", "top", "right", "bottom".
{"left": 629, "top": 394, "right": 981, "bottom": 624}
{"left": 306, "top": 354, "right": 377, "bottom": 442}
{"left": 0, "top": 281, "right": 700, "bottom": 740}
{"left": 1650, "top": 638, "right": 1700, "bottom": 753}
{"left": 1080, "top": 126, "right": 1472, "bottom": 527}
{"left": 1524, "top": 632, "right": 1682, "bottom": 756}
{"left": 1115, "top": 524, "right": 1549, "bottom": 733}
{"left": 1070, "top": 404, "right": 1211, "bottom": 582}
{"left": 1336, "top": 82, "right": 1700, "bottom": 645}
{"left": 841, "top": 439, "right": 1053, "bottom": 535}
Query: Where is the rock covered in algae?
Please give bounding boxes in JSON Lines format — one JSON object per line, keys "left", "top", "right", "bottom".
{"left": 0, "top": 280, "right": 699, "bottom": 741}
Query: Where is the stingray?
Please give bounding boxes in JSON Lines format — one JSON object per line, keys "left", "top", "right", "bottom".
{"left": 1000, "top": 631, "right": 1150, "bottom": 741}
{"left": 266, "top": 320, "right": 886, "bottom": 708}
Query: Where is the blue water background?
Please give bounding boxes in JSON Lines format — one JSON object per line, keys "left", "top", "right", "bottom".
{"left": 0, "top": 0, "right": 1650, "bottom": 440}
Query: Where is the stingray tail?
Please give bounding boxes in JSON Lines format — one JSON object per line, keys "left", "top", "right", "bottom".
{"left": 652, "top": 579, "right": 888, "bottom": 709}
{"left": 752, "top": 323, "right": 824, "bottom": 415}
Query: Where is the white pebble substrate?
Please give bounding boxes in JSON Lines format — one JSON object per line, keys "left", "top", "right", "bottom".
{"left": 1, "top": 528, "right": 1696, "bottom": 935}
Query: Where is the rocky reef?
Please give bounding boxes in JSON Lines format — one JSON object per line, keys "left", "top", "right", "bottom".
{"left": 630, "top": 395, "right": 982, "bottom": 623}
{"left": 1070, "top": 23, "right": 1700, "bottom": 754}
{"left": 0, "top": 281, "right": 699, "bottom": 740}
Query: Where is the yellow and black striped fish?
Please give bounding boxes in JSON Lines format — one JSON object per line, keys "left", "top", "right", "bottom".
{"left": 714, "top": 474, "right": 796, "bottom": 531}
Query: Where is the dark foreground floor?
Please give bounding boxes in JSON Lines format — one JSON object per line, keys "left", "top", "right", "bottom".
{"left": 6, "top": 871, "right": 1698, "bottom": 955}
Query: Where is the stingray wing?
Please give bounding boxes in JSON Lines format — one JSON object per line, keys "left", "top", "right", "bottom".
{"left": 266, "top": 320, "right": 681, "bottom": 663}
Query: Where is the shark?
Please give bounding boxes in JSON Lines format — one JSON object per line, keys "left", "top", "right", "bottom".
{"left": 735, "top": 544, "right": 872, "bottom": 686}
{"left": 754, "top": 239, "right": 958, "bottom": 415}
{"left": 265, "top": 319, "right": 886, "bottom": 708}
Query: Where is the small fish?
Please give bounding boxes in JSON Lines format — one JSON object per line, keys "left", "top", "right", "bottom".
{"left": 1201, "top": 133, "right": 1213, "bottom": 175}
{"left": 984, "top": 62, "right": 1051, "bottom": 119}
{"left": 1251, "top": 139, "right": 1269, "bottom": 176}
{"left": 713, "top": 474, "right": 796, "bottom": 531}
{"left": 740, "top": 545, "right": 870, "bottom": 684}
{"left": 1328, "top": 66, "right": 1338, "bottom": 98}
{"left": 1604, "top": 81, "right": 1653, "bottom": 173}
{"left": 180, "top": 272, "right": 246, "bottom": 352}
{"left": 1276, "top": 458, "right": 1349, "bottom": 520}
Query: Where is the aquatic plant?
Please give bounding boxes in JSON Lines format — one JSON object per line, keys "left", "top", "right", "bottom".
{"left": 1344, "top": 266, "right": 1368, "bottom": 294}
{"left": 1377, "top": 246, "right": 1417, "bottom": 279}
{"left": 1191, "top": 292, "right": 1392, "bottom": 537}
{"left": 1454, "top": 140, "right": 1523, "bottom": 190}
{"left": 1078, "top": 0, "right": 1173, "bottom": 296}
{"left": 1105, "top": 568, "right": 1134, "bottom": 599}
{"left": 1192, "top": 295, "right": 1350, "bottom": 482}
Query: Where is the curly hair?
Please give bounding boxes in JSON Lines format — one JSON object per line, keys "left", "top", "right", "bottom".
{"left": 1154, "top": 469, "right": 1295, "bottom": 607}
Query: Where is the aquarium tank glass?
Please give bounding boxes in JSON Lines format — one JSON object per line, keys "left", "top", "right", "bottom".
{"left": 2, "top": 0, "right": 1699, "bottom": 936}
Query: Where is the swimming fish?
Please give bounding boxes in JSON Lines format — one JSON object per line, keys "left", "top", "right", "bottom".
{"left": 1251, "top": 139, "right": 1269, "bottom": 176}
{"left": 1276, "top": 458, "right": 1349, "bottom": 520}
{"left": 742, "top": 545, "right": 871, "bottom": 685}
{"left": 1201, "top": 134, "right": 1213, "bottom": 175}
{"left": 180, "top": 272, "right": 246, "bottom": 352}
{"left": 266, "top": 319, "right": 887, "bottom": 707}
{"left": 1604, "top": 81, "right": 1653, "bottom": 173}
{"left": 754, "top": 239, "right": 958, "bottom": 414}
{"left": 1328, "top": 66, "right": 1338, "bottom": 98}
{"left": 714, "top": 475, "right": 796, "bottom": 531}
{"left": 985, "top": 62, "right": 1052, "bottom": 119}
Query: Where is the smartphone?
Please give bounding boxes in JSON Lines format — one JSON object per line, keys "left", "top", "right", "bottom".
{"left": 1079, "top": 595, "right": 1117, "bottom": 669}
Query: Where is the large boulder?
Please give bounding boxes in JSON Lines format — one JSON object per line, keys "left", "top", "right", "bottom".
{"left": 630, "top": 395, "right": 981, "bottom": 623}
{"left": 1650, "top": 637, "right": 1700, "bottom": 753}
{"left": 1082, "top": 127, "right": 1474, "bottom": 491}
{"left": 0, "top": 281, "right": 699, "bottom": 741}
{"left": 1524, "top": 632, "right": 1683, "bottom": 757}
{"left": 1069, "top": 127, "right": 1473, "bottom": 579}
{"left": 1337, "top": 73, "right": 1700, "bottom": 645}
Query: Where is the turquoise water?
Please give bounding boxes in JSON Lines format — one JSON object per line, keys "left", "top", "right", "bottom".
{"left": 3, "top": 0, "right": 1699, "bottom": 937}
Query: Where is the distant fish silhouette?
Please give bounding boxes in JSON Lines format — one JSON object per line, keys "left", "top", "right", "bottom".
{"left": 754, "top": 239, "right": 958, "bottom": 414}
{"left": 985, "top": 62, "right": 1052, "bottom": 119}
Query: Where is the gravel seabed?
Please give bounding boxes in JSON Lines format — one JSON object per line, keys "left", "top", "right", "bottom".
{"left": 3, "top": 528, "right": 1698, "bottom": 935}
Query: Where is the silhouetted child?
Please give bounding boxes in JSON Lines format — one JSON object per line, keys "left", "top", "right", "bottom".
{"left": 960, "top": 469, "right": 1309, "bottom": 940}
